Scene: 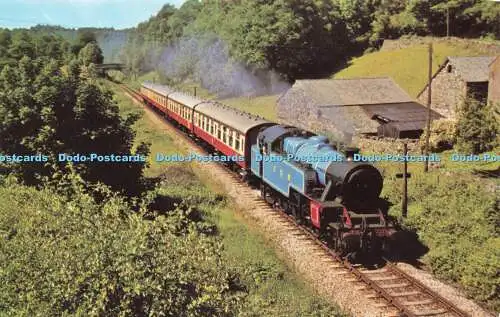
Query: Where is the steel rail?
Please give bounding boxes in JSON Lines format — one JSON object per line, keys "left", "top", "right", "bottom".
{"left": 119, "top": 83, "right": 471, "bottom": 317}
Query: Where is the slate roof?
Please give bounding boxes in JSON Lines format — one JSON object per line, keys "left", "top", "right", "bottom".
{"left": 362, "top": 102, "right": 443, "bottom": 132}
{"left": 447, "top": 56, "right": 496, "bottom": 82}
{"left": 292, "top": 77, "right": 413, "bottom": 106}
{"left": 279, "top": 78, "right": 442, "bottom": 136}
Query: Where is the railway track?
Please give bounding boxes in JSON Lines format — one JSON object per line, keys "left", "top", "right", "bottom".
{"left": 119, "top": 83, "right": 472, "bottom": 317}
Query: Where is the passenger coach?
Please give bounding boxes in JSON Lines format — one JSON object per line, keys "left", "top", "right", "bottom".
{"left": 140, "top": 82, "right": 273, "bottom": 169}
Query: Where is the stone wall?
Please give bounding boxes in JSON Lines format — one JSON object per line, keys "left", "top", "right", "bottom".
{"left": 488, "top": 57, "right": 500, "bottom": 105}
{"left": 417, "top": 60, "right": 466, "bottom": 119}
{"left": 277, "top": 88, "right": 352, "bottom": 142}
{"left": 381, "top": 37, "right": 500, "bottom": 55}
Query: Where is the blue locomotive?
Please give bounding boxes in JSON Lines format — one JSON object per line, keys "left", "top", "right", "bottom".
{"left": 140, "top": 82, "right": 396, "bottom": 259}
{"left": 250, "top": 125, "right": 395, "bottom": 257}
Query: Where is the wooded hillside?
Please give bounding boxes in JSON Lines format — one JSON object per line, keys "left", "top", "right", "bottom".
{"left": 121, "top": 0, "right": 500, "bottom": 84}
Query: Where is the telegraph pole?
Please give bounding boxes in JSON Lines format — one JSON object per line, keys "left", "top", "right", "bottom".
{"left": 424, "top": 43, "right": 433, "bottom": 173}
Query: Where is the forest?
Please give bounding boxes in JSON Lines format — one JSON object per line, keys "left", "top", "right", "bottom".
{"left": 121, "top": 0, "right": 500, "bottom": 82}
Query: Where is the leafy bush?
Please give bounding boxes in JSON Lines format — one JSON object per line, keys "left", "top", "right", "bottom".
{"left": 418, "top": 119, "right": 456, "bottom": 152}
{"left": 0, "top": 176, "right": 243, "bottom": 316}
{"left": 383, "top": 171, "right": 499, "bottom": 310}
{"left": 455, "top": 99, "right": 498, "bottom": 154}
{"left": 0, "top": 55, "right": 149, "bottom": 195}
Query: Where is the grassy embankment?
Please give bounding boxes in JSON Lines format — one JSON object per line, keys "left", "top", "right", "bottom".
{"left": 331, "top": 39, "right": 499, "bottom": 310}
{"left": 111, "top": 84, "right": 346, "bottom": 316}
{"left": 333, "top": 39, "right": 497, "bottom": 97}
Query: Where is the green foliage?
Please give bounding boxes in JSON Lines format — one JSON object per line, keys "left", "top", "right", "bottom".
{"left": 78, "top": 42, "right": 104, "bottom": 65}
{"left": 121, "top": 0, "right": 498, "bottom": 86}
{"left": 455, "top": 99, "right": 498, "bottom": 154}
{"left": 0, "top": 29, "right": 71, "bottom": 68}
{"left": 71, "top": 30, "right": 98, "bottom": 55}
{"left": 418, "top": 119, "right": 457, "bottom": 152}
{"left": 0, "top": 55, "right": 148, "bottom": 195}
{"left": 368, "top": 0, "right": 500, "bottom": 42}
{"left": 382, "top": 165, "right": 499, "bottom": 310}
{"left": 0, "top": 177, "right": 243, "bottom": 316}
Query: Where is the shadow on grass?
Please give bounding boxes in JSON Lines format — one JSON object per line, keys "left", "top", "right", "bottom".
{"left": 472, "top": 166, "right": 500, "bottom": 178}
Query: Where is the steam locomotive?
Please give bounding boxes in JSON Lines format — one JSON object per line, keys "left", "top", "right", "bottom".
{"left": 140, "top": 82, "right": 396, "bottom": 258}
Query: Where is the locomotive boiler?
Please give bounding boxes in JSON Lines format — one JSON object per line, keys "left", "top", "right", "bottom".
{"left": 139, "top": 82, "right": 396, "bottom": 260}
{"left": 250, "top": 125, "right": 395, "bottom": 257}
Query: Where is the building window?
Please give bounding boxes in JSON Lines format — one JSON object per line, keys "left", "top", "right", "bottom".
{"left": 447, "top": 64, "right": 453, "bottom": 73}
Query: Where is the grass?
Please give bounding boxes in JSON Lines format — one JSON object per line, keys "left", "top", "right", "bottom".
{"left": 108, "top": 82, "right": 346, "bottom": 316}
{"left": 333, "top": 40, "right": 494, "bottom": 97}
{"left": 123, "top": 70, "right": 280, "bottom": 121}
{"left": 219, "top": 94, "right": 280, "bottom": 121}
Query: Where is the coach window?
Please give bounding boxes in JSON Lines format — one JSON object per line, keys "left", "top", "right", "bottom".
{"left": 228, "top": 129, "right": 234, "bottom": 147}
{"left": 223, "top": 127, "right": 228, "bottom": 144}
{"left": 235, "top": 136, "right": 240, "bottom": 152}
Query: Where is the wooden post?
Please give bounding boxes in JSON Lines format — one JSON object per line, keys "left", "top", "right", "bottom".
{"left": 194, "top": 87, "right": 197, "bottom": 97}
{"left": 424, "top": 43, "right": 433, "bottom": 173}
{"left": 396, "top": 143, "right": 411, "bottom": 218}
{"left": 402, "top": 143, "right": 408, "bottom": 218}
{"left": 446, "top": 7, "right": 450, "bottom": 37}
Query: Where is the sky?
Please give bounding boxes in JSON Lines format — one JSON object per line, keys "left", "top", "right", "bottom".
{"left": 0, "top": 0, "right": 184, "bottom": 29}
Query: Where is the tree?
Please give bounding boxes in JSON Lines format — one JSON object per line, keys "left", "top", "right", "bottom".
{"left": 0, "top": 178, "right": 243, "bottom": 316}
{"left": 0, "top": 55, "right": 148, "bottom": 194}
{"left": 78, "top": 42, "right": 104, "bottom": 65}
{"left": 71, "top": 30, "right": 98, "bottom": 55}
{"left": 455, "top": 98, "right": 498, "bottom": 154}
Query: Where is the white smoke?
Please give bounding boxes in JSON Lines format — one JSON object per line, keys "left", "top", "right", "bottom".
{"left": 157, "top": 36, "right": 290, "bottom": 98}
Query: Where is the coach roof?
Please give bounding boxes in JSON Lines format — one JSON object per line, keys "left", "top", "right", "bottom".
{"left": 142, "top": 82, "right": 176, "bottom": 96}
{"left": 196, "top": 101, "right": 272, "bottom": 134}
{"left": 169, "top": 92, "right": 204, "bottom": 109}
{"left": 142, "top": 82, "right": 204, "bottom": 109}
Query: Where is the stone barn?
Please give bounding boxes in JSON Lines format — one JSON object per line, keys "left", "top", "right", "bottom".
{"left": 488, "top": 56, "right": 500, "bottom": 105}
{"left": 417, "top": 56, "right": 496, "bottom": 118}
{"left": 277, "top": 77, "right": 442, "bottom": 142}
